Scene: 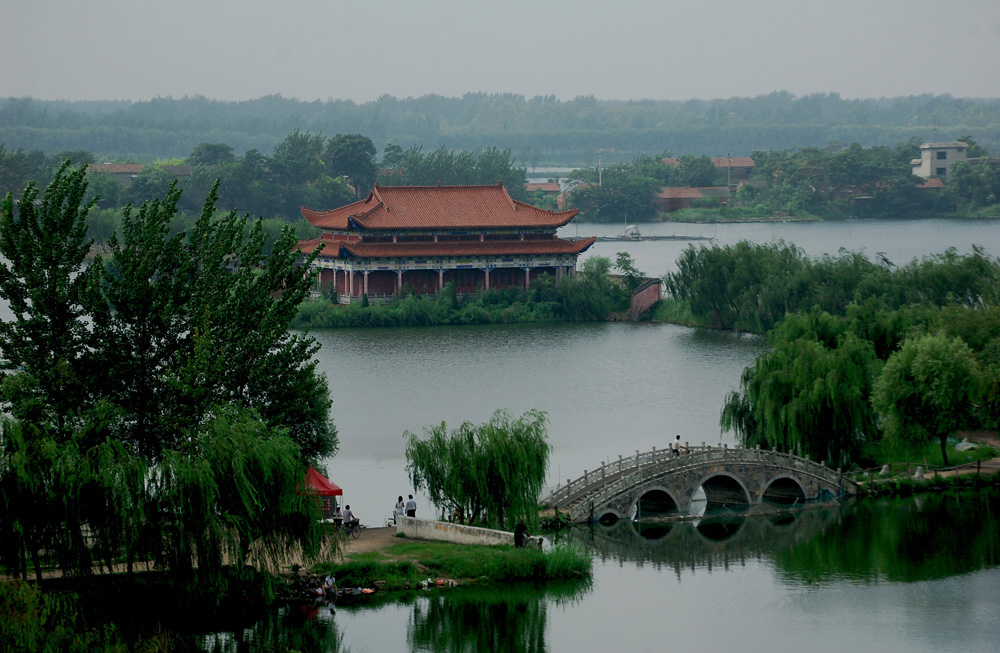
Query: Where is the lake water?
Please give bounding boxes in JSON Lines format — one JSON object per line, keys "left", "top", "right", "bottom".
{"left": 6, "top": 217, "right": 999, "bottom": 651}
{"left": 267, "top": 218, "right": 1000, "bottom": 652}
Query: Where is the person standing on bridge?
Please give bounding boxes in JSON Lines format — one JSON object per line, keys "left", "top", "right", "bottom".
{"left": 671, "top": 435, "right": 684, "bottom": 457}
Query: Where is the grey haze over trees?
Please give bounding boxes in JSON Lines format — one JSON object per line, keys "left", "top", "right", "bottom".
{"left": 2, "top": 93, "right": 999, "bottom": 165}
{"left": 0, "top": 163, "right": 336, "bottom": 585}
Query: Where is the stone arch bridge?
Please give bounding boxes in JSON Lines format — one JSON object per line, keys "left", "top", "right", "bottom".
{"left": 543, "top": 444, "right": 858, "bottom": 524}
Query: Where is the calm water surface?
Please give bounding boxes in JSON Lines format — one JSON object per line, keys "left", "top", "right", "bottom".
{"left": 205, "top": 490, "right": 1000, "bottom": 652}
{"left": 272, "top": 219, "right": 1000, "bottom": 652}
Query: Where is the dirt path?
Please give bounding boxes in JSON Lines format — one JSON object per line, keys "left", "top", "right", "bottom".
{"left": 340, "top": 526, "right": 401, "bottom": 557}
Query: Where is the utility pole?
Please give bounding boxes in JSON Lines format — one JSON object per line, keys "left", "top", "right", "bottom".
{"left": 727, "top": 152, "right": 732, "bottom": 189}
{"left": 598, "top": 152, "right": 603, "bottom": 186}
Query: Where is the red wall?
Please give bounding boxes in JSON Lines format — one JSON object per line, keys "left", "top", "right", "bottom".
{"left": 630, "top": 280, "right": 662, "bottom": 319}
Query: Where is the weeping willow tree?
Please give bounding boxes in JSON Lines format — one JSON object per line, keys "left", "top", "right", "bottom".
{"left": 721, "top": 310, "right": 882, "bottom": 467}
{"left": 405, "top": 409, "right": 550, "bottom": 530}
{"left": 147, "top": 406, "right": 328, "bottom": 590}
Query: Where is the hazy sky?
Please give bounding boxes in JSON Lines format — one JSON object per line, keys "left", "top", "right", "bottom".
{"left": 5, "top": 0, "right": 1000, "bottom": 103}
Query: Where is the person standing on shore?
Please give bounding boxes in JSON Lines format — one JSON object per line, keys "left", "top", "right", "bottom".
{"left": 514, "top": 520, "right": 530, "bottom": 548}
{"left": 394, "top": 496, "right": 405, "bottom": 524}
{"left": 405, "top": 494, "right": 417, "bottom": 518}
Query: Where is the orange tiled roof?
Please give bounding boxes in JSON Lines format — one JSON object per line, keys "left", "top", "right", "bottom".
{"left": 656, "top": 187, "right": 704, "bottom": 199}
{"left": 526, "top": 182, "right": 561, "bottom": 192}
{"left": 661, "top": 157, "right": 755, "bottom": 168}
{"left": 302, "top": 183, "right": 578, "bottom": 231}
{"left": 710, "top": 157, "right": 755, "bottom": 168}
{"left": 917, "top": 178, "right": 944, "bottom": 189}
{"left": 299, "top": 237, "right": 596, "bottom": 259}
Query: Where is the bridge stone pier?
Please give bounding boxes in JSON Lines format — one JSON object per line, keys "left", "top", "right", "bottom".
{"left": 544, "top": 444, "right": 858, "bottom": 524}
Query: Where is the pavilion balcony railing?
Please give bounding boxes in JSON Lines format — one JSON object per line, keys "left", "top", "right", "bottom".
{"left": 327, "top": 291, "right": 485, "bottom": 305}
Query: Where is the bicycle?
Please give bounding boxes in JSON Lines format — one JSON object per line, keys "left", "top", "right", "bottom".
{"left": 337, "top": 519, "right": 360, "bottom": 539}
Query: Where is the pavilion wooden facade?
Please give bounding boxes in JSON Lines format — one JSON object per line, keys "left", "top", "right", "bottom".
{"left": 297, "top": 183, "right": 596, "bottom": 302}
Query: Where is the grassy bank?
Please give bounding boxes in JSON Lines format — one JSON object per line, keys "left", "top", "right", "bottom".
{"left": 311, "top": 539, "right": 592, "bottom": 590}
{"left": 856, "top": 469, "right": 1000, "bottom": 498}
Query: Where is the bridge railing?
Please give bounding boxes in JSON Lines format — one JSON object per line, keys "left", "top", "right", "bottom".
{"left": 543, "top": 444, "right": 847, "bottom": 510}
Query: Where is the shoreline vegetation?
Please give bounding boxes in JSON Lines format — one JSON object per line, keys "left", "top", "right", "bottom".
{"left": 312, "top": 538, "right": 592, "bottom": 592}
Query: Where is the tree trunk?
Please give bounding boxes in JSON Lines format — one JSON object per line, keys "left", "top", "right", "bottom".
{"left": 30, "top": 546, "right": 43, "bottom": 584}
{"left": 940, "top": 436, "right": 949, "bottom": 467}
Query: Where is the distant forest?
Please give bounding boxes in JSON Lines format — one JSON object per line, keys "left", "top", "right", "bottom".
{"left": 2, "top": 92, "right": 1000, "bottom": 166}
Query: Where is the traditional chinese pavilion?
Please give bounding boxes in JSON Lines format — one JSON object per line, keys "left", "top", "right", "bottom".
{"left": 297, "top": 183, "right": 596, "bottom": 301}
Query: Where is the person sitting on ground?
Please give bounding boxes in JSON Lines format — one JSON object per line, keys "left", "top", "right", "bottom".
{"left": 514, "top": 520, "right": 530, "bottom": 548}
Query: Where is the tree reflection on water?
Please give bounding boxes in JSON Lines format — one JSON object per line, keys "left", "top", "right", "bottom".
{"left": 201, "top": 601, "right": 344, "bottom": 653}
{"left": 198, "top": 488, "right": 999, "bottom": 650}
{"left": 407, "top": 582, "right": 589, "bottom": 653}
{"left": 774, "top": 487, "right": 1000, "bottom": 584}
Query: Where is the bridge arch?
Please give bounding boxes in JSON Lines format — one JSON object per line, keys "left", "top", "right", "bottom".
{"left": 697, "top": 473, "right": 751, "bottom": 509}
{"left": 596, "top": 509, "right": 623, "bottom": 525}
{"left": 762, "top": 475, "right": 807, "bottom": 505}
{"left": 635, "top": 485, "right": 680, "bottom": 518}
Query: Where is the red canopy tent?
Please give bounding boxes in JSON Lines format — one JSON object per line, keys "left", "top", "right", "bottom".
{"left": 302, "top": 466, "right": 343, "bottom": 496}
{"left": 302, "top": 466, "right": 343, "bottom": 519}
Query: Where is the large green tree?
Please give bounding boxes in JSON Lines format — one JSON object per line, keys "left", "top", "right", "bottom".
{"left": 88, "top": 180, "right": 337, "bottom": 461}
{"left": 0, "top": 164, "right": 336, "bottom": 585}
{"left": 324, "top": 133, "right": 377, "bottom": 199}
{"left": 721, "top": 310, "right": 881, "bottom": 466}
{"left": 405, "top": 409, "right": 550, "bottom": 530}
{"left": 186, "top": 142, "right": 236, "bottom": 167}
{"left": 0, "top": 161, "right": 98, "bottom": 431}
{"left": 872, "top": 332, "right": 985, "bottom": 466}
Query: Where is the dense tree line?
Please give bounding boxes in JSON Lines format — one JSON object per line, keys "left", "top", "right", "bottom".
{"left": 0, "top": 164, "right": 337, "bottom": 587}
{"left": 3, "top": 92, "right": 999, "bottom": 165}
{"left": 661, "top": 241, "right": 1000, "bottom": 468}
{"left": 1, "top": 131, "right": 529, "bottom": 227}
{"left": 565, "top": 137, "right": 998, "bottom": 222}
{"left": 378, "top": 144, "right": 527, "bottom": 200}
{"left": 664, "top": 241, "right": 999, "bottom": 333}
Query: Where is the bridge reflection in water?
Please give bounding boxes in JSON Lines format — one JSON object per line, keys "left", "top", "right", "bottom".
{"left": 545, "top": 444, "right": 857, "bottom": 524}
{"left": 559, "top": 502, "right": 853, "bottom": 571}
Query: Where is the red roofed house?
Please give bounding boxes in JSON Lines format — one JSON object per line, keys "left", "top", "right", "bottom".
{"left": 661, "top": 156, "right": 755, "bottom": 186}
{"left": 87, "top": 163, "right": 194, "bottom": 188}
{"left": 654, "top": 187, "right": 732, "bottom": 212}
{"left": 297, "top": 183, "right": 596, "bottom": 302}
{"left": 525, "top": 181, "right": 561, "bottom": 195}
